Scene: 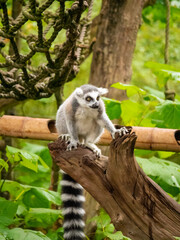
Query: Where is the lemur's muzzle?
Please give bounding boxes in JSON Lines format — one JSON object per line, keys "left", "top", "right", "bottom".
{"left": 91, "top": 103, "right": 99, "bottom": 109}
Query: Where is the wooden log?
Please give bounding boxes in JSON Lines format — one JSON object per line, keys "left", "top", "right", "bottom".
{"left": 0, "top": 115, "right": 180, "bottom": 151}
{"left": 48, "top": 133, "right": 180, "bottom": 240}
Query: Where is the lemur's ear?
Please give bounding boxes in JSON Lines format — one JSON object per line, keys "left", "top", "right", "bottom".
{"left": 75, "top": 87, "right": 83, "bottom": 97}
{"left": 98, "top": 87, "right": 108, "bottom": 95}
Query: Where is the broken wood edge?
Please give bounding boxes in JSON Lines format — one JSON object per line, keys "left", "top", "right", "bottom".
{"left": 48, "top": 132, "right": 180, "bottom": 240}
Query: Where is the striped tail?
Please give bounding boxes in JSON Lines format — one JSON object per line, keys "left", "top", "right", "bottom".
{"left": 61, "top": 173, "right": 85, "bottom": 240}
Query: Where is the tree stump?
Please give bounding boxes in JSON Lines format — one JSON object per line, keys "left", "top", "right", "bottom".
{"left": 48, "top": 132, "right": 180, "bottom": 240}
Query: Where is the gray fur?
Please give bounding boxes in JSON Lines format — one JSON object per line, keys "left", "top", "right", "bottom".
{"left": 80, "top": 84, "right": 99, "bottom": 94}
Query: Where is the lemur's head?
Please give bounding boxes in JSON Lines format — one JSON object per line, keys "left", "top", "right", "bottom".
{"left": 75, "top": 84, "right": 108, "bottom": 109}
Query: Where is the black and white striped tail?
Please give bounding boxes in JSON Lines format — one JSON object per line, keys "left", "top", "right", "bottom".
{"left": 61, "top": 172, "right": 85, "bottom": 240}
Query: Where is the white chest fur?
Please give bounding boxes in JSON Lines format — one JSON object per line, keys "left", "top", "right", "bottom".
{"left": 75, "top": 107, "right": 99, "bottom": 136}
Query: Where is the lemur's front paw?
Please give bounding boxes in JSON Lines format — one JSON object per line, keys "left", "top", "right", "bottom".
{"left": 93, "top": 147, "right": 101, "bottom": 158}
{"left": 59, "top": 134, "right": 70, "bottom": 142}
{"left": 112, "top": 127, "right": 128, "bottom": 139}
{"left": 85, "top": 143, "right": 101, "bottom": 158}
{"left": 67, "top": 140, "right": 78, "bottom": 151}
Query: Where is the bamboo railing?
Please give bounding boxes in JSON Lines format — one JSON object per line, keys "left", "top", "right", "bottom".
{"left": 0, "top": 115, "right": 180, "bottom": 152}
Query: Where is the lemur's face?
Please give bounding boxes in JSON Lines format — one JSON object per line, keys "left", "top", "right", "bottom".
{"left": 83, "top": 91, "right": 100, "bottom": 109}
{"left": 75, "top": 86, "right": 108, "bottom": 109}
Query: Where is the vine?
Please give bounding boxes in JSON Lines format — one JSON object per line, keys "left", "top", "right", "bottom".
{"left": 0, "top": 0, "right": 93, "bottom": 100}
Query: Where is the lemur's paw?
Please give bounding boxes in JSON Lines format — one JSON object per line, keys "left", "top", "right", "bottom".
{"left": 93, "top": 147, "right": 101, "bottom": 158}
{"left": 112, "top": 127, "right": 128, "bottom": 139}
{"left": 66, "top": 140, "right": 78, "bottom": 151}
{"left": 59, "top": 134, "right": 70, "bottom": 142}
{"left": 85, "top": 143, "right": 101, "bottom": 158}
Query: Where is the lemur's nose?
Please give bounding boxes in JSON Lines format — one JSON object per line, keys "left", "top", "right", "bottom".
{"left": 91, "top": 102, "right": 99, "bottom": 109}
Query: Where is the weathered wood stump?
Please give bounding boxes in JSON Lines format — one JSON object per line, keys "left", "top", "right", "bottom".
{"left": 48, "top": 132, "right": 180, "bottom": 240}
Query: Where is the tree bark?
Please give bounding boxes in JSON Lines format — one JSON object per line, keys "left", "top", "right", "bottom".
{"left": 89, "top": 0, "right": 153, "bottom": 100}
{"left": 48, "top": 133, "right": 180, "bottom": 240}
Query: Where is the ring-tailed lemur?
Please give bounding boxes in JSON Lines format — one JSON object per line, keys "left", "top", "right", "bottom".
{"left": 56, "top": 84, "right": 127, "bottom": 240}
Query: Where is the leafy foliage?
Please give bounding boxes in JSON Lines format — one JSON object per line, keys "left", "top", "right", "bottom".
{"left": 145, "top": 62, "right": 180, "bottom": 88}
{"left": 0, "top": 159, "right": 9, "bottom": 172}
{"left": 0, "top": 227, "right": 51, "bottom": 240}
{"left": 111, "top": 82, "right": 146, "bottom": 97}
{"left": 1, "top": 180, "right": 61, "bottom": 206}
{"left": 25, "top": 208, "right": 62, "bottom": 228}
{"left": 0, "top": 144, "right": 62, "bottom": 240}
{"left": 103, "top": 97, "right": 122, "bottom": 120}
{"left": 0, "top": 198, "right": 18, "bottom": 227}
{"left": 109, "top": 81, "right": 180, "bottom": 129}
{"left": 6, "top": 145, "right": 48, "bottom": 172}
{"left": 150, "top": 101, "right": 180, "bottom": 128}
{"left": 107, "top": 78, "right": 180, "bottom": 202}
{"left": 90, "top": 209, "right": 131, "bottom": 240}
{"left": 136, "top": 156, "right": 180, "bottom": 196}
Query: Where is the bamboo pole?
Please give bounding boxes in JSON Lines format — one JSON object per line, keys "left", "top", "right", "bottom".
{"left": 0, "top": 115, "right": 180, "bottom": 152}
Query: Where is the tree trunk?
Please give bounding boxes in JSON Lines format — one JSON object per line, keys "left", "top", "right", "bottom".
{"left": 89, "top": 0, "right": 152, "bottom": 100}
{"left": 48, "top": 133, "right": 180, "bottom": 240}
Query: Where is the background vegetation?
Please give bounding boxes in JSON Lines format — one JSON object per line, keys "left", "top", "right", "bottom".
{"left": 0, "top": 0, "right": 180, "bottom": 240}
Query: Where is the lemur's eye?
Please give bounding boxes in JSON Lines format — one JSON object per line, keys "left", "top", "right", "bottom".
{"left": 86, "top": 96, "right": 92, "bottom": 102}
{"left": 97, "top": 96, "right": 100, "bottom": 101}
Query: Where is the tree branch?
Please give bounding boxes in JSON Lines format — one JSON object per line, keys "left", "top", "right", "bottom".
{"left": 48, "top": 132, "right": 180, "bottom": 240}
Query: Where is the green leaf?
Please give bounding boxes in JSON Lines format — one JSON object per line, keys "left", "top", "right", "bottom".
{"left": 6, "top": 146, "right": 49, "bottom": 172}
{"left": 90, "top": 209, "right": 111, "bottom": 229}
{"left": 0, "top": 180, "right": 30, "bottom": 200}
{"left": 22, "top": 188, "right": 61, "bottom": 208}
{"left": 0, "top": 227, "right": 51, "bottom": 240}
{"left": 16, "top": 203, "right": 28, "bottom": 216}
{"left": 136, "top": 156, "right": 180, "bottom": 196}
{"left": 0, "top": 233, "right": 6, "bottom": 240}
{"left": 6, "top": 146, "right": 37, "bottom": 172}
{"left": 91, "top": 209, "right": 130, "bottom": 240}
{"left": 161, "top": 69, "right": 180, "bottom": 81}
{"left": 25, "top": 208, "right": 62, "bottom": 228}
{"left": 95, "top": 229, "right": 106, "bottom": 240}
{"left": 150, "top": 100, "right": 180, "bottom": 129}
{"left": 121, "top": 100, "right": 147, "bottom": 125}
{"left": 1, "top": 181, "right": 61, "bottom": 206}
{"left": 0, "top": 159, "right": 9, "bottom": 172}
{"left": 104, "top": 231, "right": 128, "bottom": 240}
{"left": 103, "top": 97, "right": 121, "bottom": 120}
{"left": 20, "top": 143, "right": 51, "bottom": 168}
{"left": 111, "top": 82, "right": 146, "bottom": 97}
{"left": 143, "top": 86, "right": 165, "bottom": 102}
{"left": 145, "top": 62, "right": 180, "bottom": 88}
{"left": 14, "top": 164, "right": 50, "bottom": 188}
{"left": 0, "top": 198, "right": 18, "bottom": 227}
{"left": 104, "top": 223, "right": 114, "bottom": 233}
{"left": 47, "top": 228, "right": 64, "bottom": 240}
{"left": 142, "top": 3, "right": 167, "bottom": 23}
{"left": 157, "top": 151, "right": 175, "bottom": 159}
{"left": 97, "top": 209, "right": 111, "bottom": 229}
